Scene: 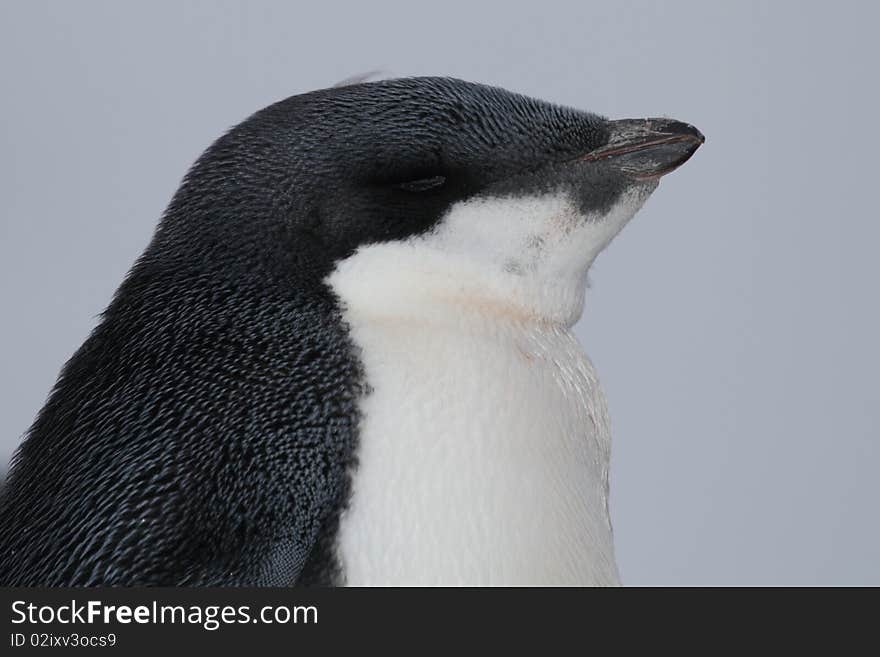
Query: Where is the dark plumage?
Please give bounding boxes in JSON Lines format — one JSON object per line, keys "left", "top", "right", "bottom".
{"left": 0, "top": 77, "right": 701, "bottom": 585}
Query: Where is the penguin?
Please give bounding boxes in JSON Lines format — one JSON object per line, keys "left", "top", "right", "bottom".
{"left": 0, "top": 77, "right": 703, "bottom": 586}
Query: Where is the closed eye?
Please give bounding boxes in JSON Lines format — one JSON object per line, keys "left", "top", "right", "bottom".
{"left": 393, "top": 175, "right": 447, "bottom": 193}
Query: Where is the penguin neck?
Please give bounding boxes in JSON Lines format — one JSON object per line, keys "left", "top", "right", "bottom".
{"left": 326, "top": 192, "right": 639, "bottom": 327}
{"left": 329, "top": 243, "right": 587, "bottom": 328}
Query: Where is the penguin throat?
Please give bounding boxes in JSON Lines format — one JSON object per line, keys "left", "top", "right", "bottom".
{"left": 327, "top": 191, "right": 649, "bottom": 327}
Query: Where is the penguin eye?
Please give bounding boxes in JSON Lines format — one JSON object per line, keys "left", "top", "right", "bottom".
{"left": 393, "top": 175, "right": 447, "bottom": 193}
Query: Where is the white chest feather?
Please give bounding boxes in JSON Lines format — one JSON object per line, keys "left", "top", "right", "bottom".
{"left": 326, "top": 191, "right": 650, "bottom": 585}
{"left": 335, "top": 308, "right": 617, "bottom": 585}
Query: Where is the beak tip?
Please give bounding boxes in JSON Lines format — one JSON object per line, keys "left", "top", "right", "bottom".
{"left": 664, "top": 120, "right": 705, "bottom": 145}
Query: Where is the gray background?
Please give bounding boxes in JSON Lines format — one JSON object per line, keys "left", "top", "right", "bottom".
{"left": 1, "top": 1, "right": 877, "bottom": 585}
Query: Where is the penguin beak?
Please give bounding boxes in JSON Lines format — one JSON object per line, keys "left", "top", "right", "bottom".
{"left": 583, "top": 118, "right": 705, "bottom": 180}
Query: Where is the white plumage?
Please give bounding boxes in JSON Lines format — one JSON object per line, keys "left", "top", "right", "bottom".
{"left": 328, "top": 185, "right": 655, "bottom": 585}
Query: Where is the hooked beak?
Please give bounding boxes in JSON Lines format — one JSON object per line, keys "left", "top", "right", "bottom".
{"left": 583, "top": 118, "right": 705, "bottom": 180}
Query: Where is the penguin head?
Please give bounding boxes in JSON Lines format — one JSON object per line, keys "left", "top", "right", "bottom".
{"left": 162, "top": 77, "right": 703, "bottom": 323}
